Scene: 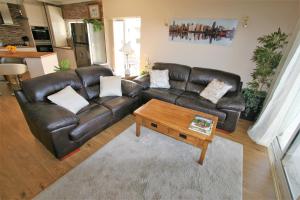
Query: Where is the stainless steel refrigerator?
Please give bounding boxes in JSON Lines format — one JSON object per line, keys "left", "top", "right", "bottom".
{"left": 71, "top": 23, "right": 91, "bottom": 67}
{"left": 71, "top": 23, "right": 107, "bottom": 68}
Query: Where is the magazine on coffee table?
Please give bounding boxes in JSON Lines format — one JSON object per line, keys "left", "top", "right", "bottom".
{"left": 189, "top": 115, "right": 213, "bottom": 136}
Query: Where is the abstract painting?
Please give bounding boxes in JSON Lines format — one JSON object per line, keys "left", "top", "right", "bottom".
{"left": 169, "top": 19, "right": 238, "bottom": 46}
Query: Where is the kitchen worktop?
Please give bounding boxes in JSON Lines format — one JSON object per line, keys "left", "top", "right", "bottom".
{"left": 0, "top": 51, "right": 58, "bottom": 78}
{"left": 54, "top": 46, "right": 73, "bottom": 50}
{"left": 0, "top": 46, "right": 35, "bottom": 49}
{"left": 0, "top": 51, "right": 56, "bottom": 58}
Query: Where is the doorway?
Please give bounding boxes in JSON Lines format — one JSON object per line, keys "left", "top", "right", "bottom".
{"left": 112, "top": 17, "right": 141, "bottom": 76}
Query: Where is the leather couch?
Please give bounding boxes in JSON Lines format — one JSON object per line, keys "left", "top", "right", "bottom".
{"left": 133, "top": 62, "right": 245, "bottom": 132}
{"left": 15, "top": 66, "right": 143, "bottom": 159}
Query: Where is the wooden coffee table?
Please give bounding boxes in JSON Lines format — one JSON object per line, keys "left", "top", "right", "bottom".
{"left": 134, "top": 99, "right": 218, "bottom": 165}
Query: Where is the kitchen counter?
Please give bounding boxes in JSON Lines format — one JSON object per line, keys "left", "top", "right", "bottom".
{"left": 54, "top": 46, "right": 73, "bottom": 50}
{"left": 0, "top": 51, "right": 59, "bottom": 78}
{"left": 53, "top": 47, "right": 77, "bottom": 69}
{"left": 0, "top": 51, "right": 55, "bottom": 58}
{"left": 0, "top": 46, "right": 35, "bottom": 49}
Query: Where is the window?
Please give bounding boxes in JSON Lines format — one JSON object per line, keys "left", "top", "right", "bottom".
{"left": 282, "top": 131, "right": 300, "bottom": 199}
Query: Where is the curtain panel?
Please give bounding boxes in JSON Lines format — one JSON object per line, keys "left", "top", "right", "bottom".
{"left": 248, "top": 21, "right": 300, "bottom": 146}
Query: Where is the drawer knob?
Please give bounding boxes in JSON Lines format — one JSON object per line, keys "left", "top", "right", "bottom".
{"left": 179, "top": 133, "right": 187, "bottom": 139}
{"left": 151, "top": 122, "right": 157, "bottom": 128}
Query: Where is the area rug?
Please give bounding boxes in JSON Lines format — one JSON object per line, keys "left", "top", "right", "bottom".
{"left": 34, "top": 124, "right": 243, "bottom": 200}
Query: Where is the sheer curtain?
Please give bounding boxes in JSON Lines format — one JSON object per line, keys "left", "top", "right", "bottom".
{"left": 248, "top": 21, "right": 300, "bottom": 146}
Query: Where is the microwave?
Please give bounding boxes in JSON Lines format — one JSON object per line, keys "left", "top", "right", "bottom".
{"left": 36, "top": 45, "right": 53, "bottom": 52}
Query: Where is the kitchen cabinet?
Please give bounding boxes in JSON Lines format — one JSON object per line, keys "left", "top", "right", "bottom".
{"left": 0, "top": 51, "right": 59, "bottom": 78}
{"left": 24, "top": 2, "right": 48, "bottom": 27}
{"left": 45, "top": 5, "right": 68, "bottom": 47}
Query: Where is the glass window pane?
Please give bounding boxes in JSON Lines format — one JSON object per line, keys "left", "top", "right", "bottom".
{"left": 282, "top": 131, "right": 300, "bottom": 199}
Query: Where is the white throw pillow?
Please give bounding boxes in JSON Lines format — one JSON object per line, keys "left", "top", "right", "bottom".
{"left": 200, "top": 79, "right": 232, "bottom": 104}
{"left": 150, "top": 70, "right": 170, "bottom": 89}
{"left": 99, "top": 76, "right": 122, "bottom": 97}
{"left": 47, "top": 85, "right": 89, "bottom": 114}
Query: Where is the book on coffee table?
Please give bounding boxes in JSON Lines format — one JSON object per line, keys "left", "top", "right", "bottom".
{"left": 189, "top": 115, "right": 213, "bottom": 136}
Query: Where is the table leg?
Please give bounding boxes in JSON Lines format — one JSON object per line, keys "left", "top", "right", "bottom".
{"left": 136, "top": 116, "right": 142, "bottom": 137}
{"left": 198, "top": 142, "right": 209, "bottom": 165}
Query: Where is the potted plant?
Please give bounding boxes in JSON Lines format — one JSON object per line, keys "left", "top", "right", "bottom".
{"left": 83, "top": 19, "right": 104, "bottom": 32}
{"left": 54, "top": 59, "right": 71, "bottom": 72}
{"left": 140, "top": 57, "right": 152, "bottom": 76}
{"left": 241, "top": 28, "right": 288, "bottom": 121}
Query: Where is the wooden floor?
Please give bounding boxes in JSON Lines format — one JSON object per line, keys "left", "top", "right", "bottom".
{"left": 0, "top": 83, "right": 276, "bottom": 200}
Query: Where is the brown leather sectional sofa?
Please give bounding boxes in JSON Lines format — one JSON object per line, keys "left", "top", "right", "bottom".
{"left": 15, "top": 66, "right": 143, "bottom": 159}
{"left": 15, "top": 63, "right": 245, "bottom": 159}
{"left": 133, "top": 63, "right": 245, "bottom": 132}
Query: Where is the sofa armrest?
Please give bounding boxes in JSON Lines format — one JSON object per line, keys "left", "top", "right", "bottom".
{"left": 121, "top": 79, "right": 143, "bottom": 98}
{"left": 132, "top": 74, "right": 150, "bottom": 89}
{"left": 217, "top": 93, "right": 245, "bottom": 111}
{"left": 24, "top": 102, "right": 79, "bottom": 131}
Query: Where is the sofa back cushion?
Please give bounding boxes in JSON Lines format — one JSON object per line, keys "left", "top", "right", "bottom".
{"left": 186, "top": 67, "right": 241, "bottom": 94}
{"left": 22, "top": 71, "right": 86, "bottom": 103}
{"left": 153, "top": 62, "right": 191, "bottom": 91}
{"left": 75, "top": 66, "right": 113, "bottom": 99}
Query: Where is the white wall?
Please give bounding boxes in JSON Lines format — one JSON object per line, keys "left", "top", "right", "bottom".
{"left": 103, "top": 0, "right": 299, "bottom": 84}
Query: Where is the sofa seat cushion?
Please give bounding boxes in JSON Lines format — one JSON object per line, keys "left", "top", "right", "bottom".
{"left": 93, "top": 96, "right": 119, "bottom": 105}
{"left": 176, "top": 92, "right": 226, "bottom": 122}
{"left": 70, "top": 104, "right": 112, "bottom": 141}
{"left": 102, "top": 96, "right": 136, "bottom": 119}
{"left": 142, "top": 88, "right": 184, "bottom": 104}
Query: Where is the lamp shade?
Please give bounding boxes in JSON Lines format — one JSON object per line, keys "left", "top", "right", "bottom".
{"left": 120, "top": 42, "right": 134, "bottom": 55}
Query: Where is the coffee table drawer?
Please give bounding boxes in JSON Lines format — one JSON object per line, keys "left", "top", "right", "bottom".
{"left": 168, "top": 129, "right": 199, "bottom": 146}
{"left": 143, "top": 119, "right": 169, "bottom": 134}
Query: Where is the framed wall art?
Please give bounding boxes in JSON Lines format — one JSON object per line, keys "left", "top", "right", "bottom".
{"left": 88, "top": 4, "right": 100, "bottom": 19}
{"left": 169, "top": 19, "right": 238, "bottom": 46}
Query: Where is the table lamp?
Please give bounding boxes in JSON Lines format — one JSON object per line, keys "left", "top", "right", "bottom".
{"left": 120, "top": 42, "right": 134, "bottom": 77}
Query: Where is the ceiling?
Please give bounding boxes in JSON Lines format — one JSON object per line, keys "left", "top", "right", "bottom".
{"left": 3, "top": 0, "right": 298, "bottom": 5}
{"left": 35, "top": 0, "right": 299, "bottom": 3}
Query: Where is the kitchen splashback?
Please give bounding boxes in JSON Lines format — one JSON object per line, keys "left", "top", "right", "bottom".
{"left": 0, "top": 3, "right": 28, "bottom": 46}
